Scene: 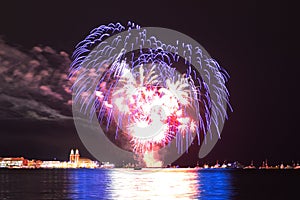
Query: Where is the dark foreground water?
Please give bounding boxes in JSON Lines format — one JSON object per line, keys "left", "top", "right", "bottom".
{"left": 0, "top": 168, "right": 299, "bottom": 200}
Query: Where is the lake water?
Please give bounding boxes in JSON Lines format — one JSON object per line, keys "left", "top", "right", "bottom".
{"left": 0, "top": 168, "right": 299, "bottom": 199}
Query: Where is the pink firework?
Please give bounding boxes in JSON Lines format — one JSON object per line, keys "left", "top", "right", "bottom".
{"left": 69, "top": 22, "right": 231, "bottom": 162}
{"left": 95, "top": 64, "right": 198, "bottom": 153}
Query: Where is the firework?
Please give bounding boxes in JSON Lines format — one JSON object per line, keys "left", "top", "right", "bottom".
{"left": 70, "top": 22, "right": 231, "bottom": 165}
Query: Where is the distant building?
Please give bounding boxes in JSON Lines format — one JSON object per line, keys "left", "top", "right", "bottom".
{"left": 69, "top": 149, "right": 75, "bottom": 163}
{"left": 75, "top": 149, "right": 80, "bottom": 164}
{"left": 0, "top": 157, "right": 27, "bottom": 168}
{"left": 40, "top": 161, "right": 63, "bottom": 168}
{"left": 100, "top": 162, "right": 115, "bottom": 168}
{"left": 25, "top": 160, "right": 42, "bottom": 168}
{"left": 68, "top": 149, "right": 99, "bottom": 168}
{"left": 0, "top": 149, "right": 104, "bottom": 169}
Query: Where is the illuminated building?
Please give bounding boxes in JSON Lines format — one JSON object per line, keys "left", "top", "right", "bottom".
{"left": 40, "top": 161, "right": 63, "bottom": 168}
{"left": 0, "top": 149, "right": 101, "bottom": 169}
{"left": 68, "top": 149, "right": 99, "bottom": 168}
{"left": 0, "top": 157, "right": 27, "bottom": 168}
{"left": 69, "top": 149, "right": 75, "bottom": 163}
{"left": 24, "top": 160, "right": 42, "bottom": 168}
{"left": 100, "top": 162, "right": 115, "bottom": 168}
{"left": 77, "top": 158, "right": 99, "bottom": 168}
{"left": 75, "top": 149, "right": 80, "bottom": 164}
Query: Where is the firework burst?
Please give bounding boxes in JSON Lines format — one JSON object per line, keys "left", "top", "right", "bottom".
{"left": 69, "top": 22, "right": 231, "bottom": 164}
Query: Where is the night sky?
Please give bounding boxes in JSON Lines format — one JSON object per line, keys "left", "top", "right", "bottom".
{"left": 0, "top": 1, "right": 297, "bottom": 166}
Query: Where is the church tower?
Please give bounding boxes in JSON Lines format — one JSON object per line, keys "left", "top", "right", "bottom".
{"left": 75, "top": 149, "right": 80, "bottom": 163}
{"left": 69, "top": 149, "right": 75, "bottom": 163}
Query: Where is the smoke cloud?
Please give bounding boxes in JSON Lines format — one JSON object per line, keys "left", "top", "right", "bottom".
{"left": 0, "top": 40, "right": 73, "bottom": 120}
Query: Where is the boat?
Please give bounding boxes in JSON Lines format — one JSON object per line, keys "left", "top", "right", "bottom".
{"left": 134, "top": 167, "right": 142, "bottom": 170}
{"left": 244, "top": 161, "right": 256, "bottom": 169}
{"left": 294, "top": 165, "right": 300, "bottom": 169}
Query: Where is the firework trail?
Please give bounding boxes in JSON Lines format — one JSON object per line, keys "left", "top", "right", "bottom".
{"left": 69, "top": 22, "right": 231, "bottom": 165}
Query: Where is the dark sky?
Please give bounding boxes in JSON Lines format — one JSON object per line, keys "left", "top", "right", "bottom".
{"left": 0, "top": 0, "right": 297, "bottom": 166}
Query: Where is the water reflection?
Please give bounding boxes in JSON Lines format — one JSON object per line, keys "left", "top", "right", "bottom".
{"left": 0, "top": 169, "right": 71, "bottom": 200}
{"left": 198, "top": 169, "right": 235, "bottom": 200}
{"left": 68, "top": 168, "right": 234, "bottom": 200}
{"left": 108, "top": 168, "right": 200, "bottom": 199}
{"left": 1, "top": 168, "right": 299, "bottom": 199}
{"left": 0, "top": 168, "right": 234, "bottom": 199}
